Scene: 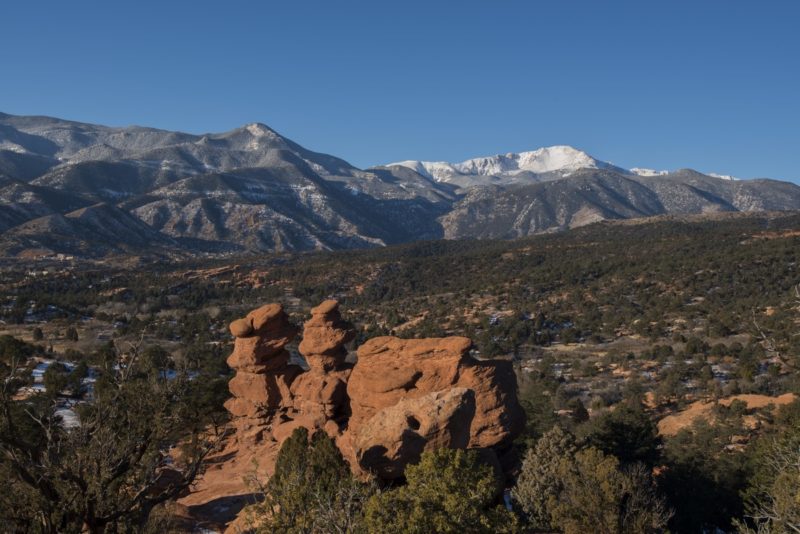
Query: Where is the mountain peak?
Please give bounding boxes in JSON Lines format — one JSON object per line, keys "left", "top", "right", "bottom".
{"left": 386, "top": 145, "right": 607, "bottom": 184}
{"left": 244, "top": 123, "right": 274, "bottom": 137}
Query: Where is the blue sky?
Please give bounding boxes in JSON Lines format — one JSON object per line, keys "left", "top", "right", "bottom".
{"left": 2, "top": 1, "right": 799, "bottom": 181}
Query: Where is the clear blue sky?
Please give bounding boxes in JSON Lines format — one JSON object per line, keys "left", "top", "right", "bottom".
{"left": 2, "top": 1, "right": 799, "bottom": 181}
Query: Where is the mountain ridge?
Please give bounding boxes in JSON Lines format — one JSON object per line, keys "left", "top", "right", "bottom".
{"left": 1, "top": 112, "right": 799, "bottom": 258}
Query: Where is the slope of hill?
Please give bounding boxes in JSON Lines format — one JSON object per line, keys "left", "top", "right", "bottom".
{"left": 1, "top": 112, "right": 799, "bottom": 258}
{"left": 439, "top": 169, "right": 800, "bottom": 238}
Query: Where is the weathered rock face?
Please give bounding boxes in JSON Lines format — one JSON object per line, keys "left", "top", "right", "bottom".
{"left": 347, "top": 336, "right": 525, "bottom": 476}
{"left": 347, "top": 336, "right": 470, "bottom": 424}
{"left": 353, "top": 387, "right": 476, "bottom": 479}
{"left": 185, "top": 301, "right": 524, "bottom": 528}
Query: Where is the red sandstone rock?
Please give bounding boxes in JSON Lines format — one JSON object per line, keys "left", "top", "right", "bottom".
{"left": 459, "top": 361, "right": 525, "bottom": 448}
{"left": 229, "top": 317, "right": 254, "bottom": 337}
{"left": 353, "top": 388, "right": 476, "bottom": 478}
{"left": 347, "top": 335, "right": 524, "bottom": 455}
{"left": 346, "top": 336, "right": 470, "bottom": 426}
{"left": 298, "top": 299, "right": 354, "bottom": 372}
{"left": 184, "top": 300, "right": 525, "bottom": 528}
{"left": 290, "top": 369, "right": 351, "bottom": 424}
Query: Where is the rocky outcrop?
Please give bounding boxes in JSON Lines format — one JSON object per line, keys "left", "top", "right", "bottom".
{"left": 347, "top": 336, "right": 524, "bottom": 476}
{"left": 184, "top": 301, "right": 524, "bottom": 528}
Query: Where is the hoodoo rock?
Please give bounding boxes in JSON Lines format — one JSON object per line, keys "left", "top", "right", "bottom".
{"left": 297, "top": 299, "right": 355, "bottom": 372}
{"left": 224, "top": 303, "right": 300, "bottom": 426}
{"left": 183, "top": 301, "right": 524, "bottom": 529}
{"left": 289, "top": 300, "right": 355, "bottom": 435}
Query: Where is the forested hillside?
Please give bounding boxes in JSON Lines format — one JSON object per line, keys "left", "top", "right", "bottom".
{"left": 1, "top": 212, "right": 799, "bottom": 532}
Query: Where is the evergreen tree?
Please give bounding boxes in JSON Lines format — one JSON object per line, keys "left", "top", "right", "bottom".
{"left": 364, "top": 448, "right": 518, "bottom": 534}
{"left": 582, "top": 402, "right": 661, "bottom": 466}
{"left": 0, "top": 343, "right": 216, "bottom": 533}
{"left": 550, "top": 447, "right": 671, "bottom": 534}
{"left": 256, "top": 427, "right": 373, "bottom": 533}
{"left": 65, "top": 327, "right": 79, "bottom": 342}
{"left": 736, "top": 401, "right": 800, "bottom": 533}
{"left": 512, "top": 426, "right": 577, "bottom": 529}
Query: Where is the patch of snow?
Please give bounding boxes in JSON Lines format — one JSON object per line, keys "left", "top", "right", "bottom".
{"left": 246, "top": 123, "right": 270, "bottom": 137}
{"left": 388, "top": 146, "right": 606, "bottom": 182}
{"left": 55, "top": 407, "right": 80, "bottom": 429}
{"left": 0, "top": 142, "right": 29, "bottom": 154}
{"left": 630, "top": 167, "right": 669, "bottom": 177}
{"left": 708, "top": 172, "right": 738, "bottom": 181}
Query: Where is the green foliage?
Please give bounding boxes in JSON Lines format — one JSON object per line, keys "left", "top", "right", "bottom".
{"left": 512, "top": 425, "right": 577, "bottom": 529}
{"left": 0, "top": 334, "right": 34, "bottom": 366}
{"left": 256, "top": 427, "right": 373, "bottom": 533}
{"left": 65, "top": 326, "right": 79, "bottom": 342}
{"left": 659, "top": 419, "right": 751, "bottom": 533}
{"left": 737, "top": 400, "right": 800, "bottom": 533}
{"left": 364, "top": 448, "right": 517, "bottom": 534}
{"left": 582, "top": 402, "right": 661, "bottom": 466}
{"left": 550, "top": 448, "right": 670, "bottom": 534}
{"left": 141, "top": 345, "right": 170, "bottom": 374}
{"left": 516, "top": 373, "right": 558, "bottom": 447}
{"left": 0, "top": 344, "right": 215, "bottom": 533}
{"left": 1, "top": 212, "right": 799, "bottom": 531}
{"left": 568, "top": 397, "right": 589, "bottom": 424}
{"left": 515, "top": 426, "right": 670, "bottom": 533}
{"left": 42, "top": 362, "right": 70, "bottom": 395}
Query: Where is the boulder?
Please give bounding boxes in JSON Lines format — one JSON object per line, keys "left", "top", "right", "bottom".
{"left": 458, "top": 360, "right": 526, "bottom": 448}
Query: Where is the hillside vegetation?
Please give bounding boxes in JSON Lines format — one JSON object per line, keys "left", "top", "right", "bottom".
{"left": 0, "top": 212, "right": 799, "bottom": 531}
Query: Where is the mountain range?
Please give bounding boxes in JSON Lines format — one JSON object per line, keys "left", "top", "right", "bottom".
{"left": 1, "top": 112, "right": 799, "bottom": 258}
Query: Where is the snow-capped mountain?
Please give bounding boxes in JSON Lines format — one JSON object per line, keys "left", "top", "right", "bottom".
{"left": 707, "top": 172, "right": 738, "bottom": 181}
{"left": 387, "top": 146, "right": 740, "bottom": 187}
{"left": 387, "top": 145, "right": 619, "bottom": 188}
{"left": 0, "top": 112, "right": 796, "bottom": 258}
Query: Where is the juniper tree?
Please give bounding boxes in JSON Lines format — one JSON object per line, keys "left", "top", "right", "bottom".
{"left": 364, "top": 448, "right": 518, "bottom": 534}
{"left": 0, "top": 340, "right": 218, "bottom": 533}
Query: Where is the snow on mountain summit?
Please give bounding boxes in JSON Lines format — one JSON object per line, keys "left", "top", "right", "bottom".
{"left": 459, "top": 146, "right": 605, "bottom": 176}
{"left": 708, "top": 172, "right": 738, "bottom": 181}
{"left": 388, "top": 147, "right": 742, "bottom": 186}
{"left": 630, "top": 168, "right": 669, "bottom": 177}
{"left": 387, "top": 145, "right": 610, "bottom": 184}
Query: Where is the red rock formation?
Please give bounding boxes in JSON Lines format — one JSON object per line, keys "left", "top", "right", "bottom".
{"left": 223, "top": 304, "right": 301, "bottom": 444}
{"left": 289, "top": 300, "right": 355, "bottom": 433}
{"left": 347, "top": 335, "right": 524, "bottom": 477}
{"left": 183, "top": 301, "right": 524, "bottom": 528}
